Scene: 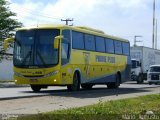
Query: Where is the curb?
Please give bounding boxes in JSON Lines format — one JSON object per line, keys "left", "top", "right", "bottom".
{"left": 0, "top": 94, "right": 49, "bottom": 101}
{"left": 0, "top": 83, "right": 29, "bottom": 88}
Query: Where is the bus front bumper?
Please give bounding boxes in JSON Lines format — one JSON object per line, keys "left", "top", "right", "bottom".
{"left": 14, "top": 73, "right": 62, "bottom": 85}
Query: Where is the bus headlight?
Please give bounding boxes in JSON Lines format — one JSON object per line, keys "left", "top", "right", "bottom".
{"left": 44, "top": 70, "right": 59, "bottom": 77}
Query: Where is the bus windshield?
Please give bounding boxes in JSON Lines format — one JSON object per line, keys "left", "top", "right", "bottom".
{"left": 14, "top": 29, "right": 60, "bottom": 68}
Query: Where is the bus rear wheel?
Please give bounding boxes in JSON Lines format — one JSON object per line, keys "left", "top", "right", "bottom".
{"left": 107, "top": 74, "right": 120, "bottom": 89}
{"left": 81, "top": 84, "right": 93, "bottom": 89}
{"left": 67, "top": 73, "right": 80, "bottom": 91}
{"left": 30, "top": 85, "right": 41, "bottom": 92}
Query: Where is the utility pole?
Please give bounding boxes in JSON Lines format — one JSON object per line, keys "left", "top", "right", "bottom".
{"left": 155, "top": 19, "right": 158, "bottom": 49}
{"left": 152, "top": 0, "right": 156, "bottom": 48}
{"left": 134, "top": 35, "right": 142, "bottom": 46}
{"left": 61, "top": 18, "right": 74, "bottom": 26}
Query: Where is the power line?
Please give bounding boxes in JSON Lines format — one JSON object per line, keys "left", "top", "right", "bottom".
{"left": 11, "top": 7, "right": 62, "bottom": 20}
{"left": 9, "top": 2, "right": 76, "bottom": 25}
{"left": 9, "top": 2, "right": 63, "bottom": 20}
{"left": 10, "top": 6, "right": 76, "bottom": 25}
{"left": 12, "top": 12, "right": 57, "bottom": 24}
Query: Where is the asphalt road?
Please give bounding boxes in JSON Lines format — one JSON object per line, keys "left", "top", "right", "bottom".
{"left": 0, "top": 81, "right": 160, "bottom": 114}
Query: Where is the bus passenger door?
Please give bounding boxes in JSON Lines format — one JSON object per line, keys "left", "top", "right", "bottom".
{"left": 83, "top": 52, "right": 90, "bottom": 80}
{"left": 60, "top": 30, "right": 72, "bottom": 84}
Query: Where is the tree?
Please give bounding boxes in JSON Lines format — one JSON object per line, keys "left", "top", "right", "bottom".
{"left": 0, "top": 0, "right": 22, "bottom": 61}
{"left": 0, "top": 0, "right": 22, "bottom": 41}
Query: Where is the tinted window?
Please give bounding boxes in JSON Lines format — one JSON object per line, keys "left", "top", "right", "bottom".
{"left": 62, "top": 30, "right": 70, "bottom": 65}
{"left": 61, "top": 43, "right": 69, "bottom": 65}
{"left": 85, "top": 34, "right": 95, "bottom": 51}
{"left": 122, "top": 42, "right": 130, "bottom": 56}
{"left": 114, "top": 41, "right": 122, "bottom": 54}
{"left": 96, "top": 36, "right": 105, "bottom": 52}
{"left": 150, "top": 67, "right": 160, "bottom": 72}
{"left": 105, "top": 39, "right": 114, "bottom": 53}
{"left": 62, "top": 30, "right": 71, "bottom": 43}
{"left": 72, "top": 31, "right": 84, "bottom": 49}
{"left": 14, "top": 29, "right": 60, "bottom": 67}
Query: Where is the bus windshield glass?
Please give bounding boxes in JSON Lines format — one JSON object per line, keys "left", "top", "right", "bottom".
{"left": 14, "top": 29, "right": 60, "bottom": 68}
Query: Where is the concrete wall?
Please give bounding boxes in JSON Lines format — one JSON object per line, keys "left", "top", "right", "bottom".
{"left": 0, "top": 48, "right": 13, "bottom": 81}
{"left": 0, "top": 59, "right": 13, "bottom": 80}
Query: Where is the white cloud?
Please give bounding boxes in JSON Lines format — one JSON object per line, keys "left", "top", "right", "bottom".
{"left": 7, "top": 0, "right": 160, "bottom": 48}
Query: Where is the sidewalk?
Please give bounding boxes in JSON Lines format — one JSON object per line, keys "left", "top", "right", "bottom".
{"left": 0, "top": 82, "right": 28, "bottom": 88}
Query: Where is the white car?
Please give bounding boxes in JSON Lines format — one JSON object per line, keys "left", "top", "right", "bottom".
{"left": 147, "top": 65, "right": 160, "bottom": 85}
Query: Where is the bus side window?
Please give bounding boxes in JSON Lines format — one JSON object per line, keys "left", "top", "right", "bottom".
{"left": 114, "top": 41, "right": 122, "bottom": 54}
{"left": 84, "top": 34, "right": 95, "bottom": 51}
{"left": 62, "top": 30, "right": 71, "bottom": 65}
{"left": 62, "top": 43, "right": 69, "bottom": 65}
{"left": 105, "top": 38, "right": 114, "bottom": 54}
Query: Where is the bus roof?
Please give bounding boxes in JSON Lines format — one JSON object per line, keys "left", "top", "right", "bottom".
{"left": 16, "top": 24, "right": 129, "bottom": 42}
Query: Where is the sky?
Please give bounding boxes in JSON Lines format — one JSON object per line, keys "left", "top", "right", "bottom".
{"left": 7, "top": 0, "right": 160, "bottom": 48}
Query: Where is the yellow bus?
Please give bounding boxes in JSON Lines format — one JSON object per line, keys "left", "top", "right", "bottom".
{"left": 4, "top": 24, "right": 131, "bottom": 92}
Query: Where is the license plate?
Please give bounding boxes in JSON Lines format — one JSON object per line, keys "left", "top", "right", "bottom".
{"left": 30, "top": 79, "right": 38, "bottom": 83}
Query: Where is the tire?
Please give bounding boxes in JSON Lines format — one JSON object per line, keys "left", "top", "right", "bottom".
{"left": 107, "top": 83, "right": 115, "bottom": 89}
{"left": 81, "top": 84, "right": 93, "bottom": 89}
{"left": 137, "top": 74, "right": 143, "bottom": 84}
{"left": 30, "top": 85, "right": 41, "bottom": 92}
{"left": 67, "top": 73, "right": 80, "bottom": 91}
{"left": 107, "top": 74, "right": 120, "bottom": 89}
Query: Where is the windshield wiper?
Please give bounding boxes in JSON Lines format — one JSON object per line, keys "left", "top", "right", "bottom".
{"left": 21, "top": 51, "right": 32, "bottom": 66}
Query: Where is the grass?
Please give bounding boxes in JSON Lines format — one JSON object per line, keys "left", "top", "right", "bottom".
{"left": 17, "top": 94, "right": 160, "bottom": 120}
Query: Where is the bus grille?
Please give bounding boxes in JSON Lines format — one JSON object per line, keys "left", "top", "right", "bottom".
{"left": 23, "top": 75, "right": 44, "bottom": 78}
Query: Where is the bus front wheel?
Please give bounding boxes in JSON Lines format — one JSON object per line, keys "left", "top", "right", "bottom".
{"left": 67, "top": 73, "right": 80, "bottom": 91}
{"left": 30, "top": 85, "right": 41, "bottom": 92}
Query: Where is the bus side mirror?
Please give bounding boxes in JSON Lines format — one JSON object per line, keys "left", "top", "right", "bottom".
{"left": 3, "top": 37, "right": 14, "bottom": 51}
{"left": 54, "top": 36, "right": 64, "bottom": 49}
